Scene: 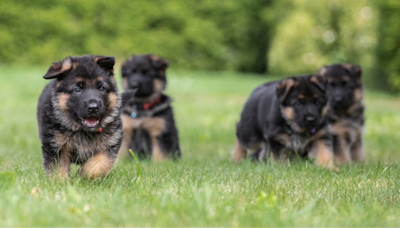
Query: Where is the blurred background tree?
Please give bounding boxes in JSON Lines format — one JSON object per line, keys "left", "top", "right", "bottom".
{"left": 268, "top": 1, "right": 377, "bottom": 80}
{"left": 0, "top": 0, "right": 399, "bottom": 92}
{"left": 374, "top": 0, "right": 400, "bottom": 91}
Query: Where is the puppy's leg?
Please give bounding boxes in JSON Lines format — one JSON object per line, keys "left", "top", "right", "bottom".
{"left": 42, "top": 145, "right": 71, "bottom": 180}
{"left": 141, "top": 117, "right": 168, "bottom": 162}
{"left": 280, "top": 148, "right": 292, "bottom": 165}
{"left": 80, "top": 152, "right": 116, "bottom": 179}
{"left": 231, "top": 137, "right": 247, "bottom": 163}
{"left": 151, "top": 114, "right": 181, "bottom": 160}
{"left": 268, "top": 139, "right": 290, "bottom": 164}
{"left": 248, "top": 142, "right": 269, "bottom": 162}
{"left": 151, "top": 137, "right": 168, "bottom": 161}
{"left": 308, "top": 139, "right": 336, "bottom": 170}
{"left": 118, "top": 115, "right": 133, "bottom": 160}
{"left": 333, "top": 135, "right": 352, "bottom": 165}
{"left": 351, "top": 136, "right": 365, "bottom": 162}
{"left": 154, "top": 130, "right": 181, "bottom": 160}
{"left": 257, "top": 144, "right": 267, "bottom": 162}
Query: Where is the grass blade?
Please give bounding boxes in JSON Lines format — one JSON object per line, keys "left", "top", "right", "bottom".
{"left": 129, "top": 149, "right": 143, "bottom": 188}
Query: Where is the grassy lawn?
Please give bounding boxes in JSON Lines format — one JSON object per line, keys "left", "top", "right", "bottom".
{"left": 0, "top": 65, "right": 400, "bottom": 226}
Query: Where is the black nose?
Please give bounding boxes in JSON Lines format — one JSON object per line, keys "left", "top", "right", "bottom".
{"left": 334, "top": 96, "right": 343, "bottom": 102}
{"left": 87, "top": 100, "right": 99, "bottom": 113}
{"left": 305, "top": 115, "right": 316, "bottom": 123}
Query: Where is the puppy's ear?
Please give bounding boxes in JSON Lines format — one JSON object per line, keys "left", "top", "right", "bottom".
{"left": 148, "top": 54, "right": 168, "bottom": 72}
{"left": 309, "top": 75, "right": 327, "bottom": 92}
{"left": 43, "top": 57, "right": 73, "bottom": 79}
{"left": 318, "top": 65, "right": 329, "bottom": 76}
{"left": 276, "top": 77, "right": 298, "bottom": 104}
{"left": 342, "top": 64, "right": 362, "bottom": 80}
{"left": 94, "top": 56, "right": 115, "bottom": 76}
{"left": 121, "top": 56, "right": 136, "bottom": 77}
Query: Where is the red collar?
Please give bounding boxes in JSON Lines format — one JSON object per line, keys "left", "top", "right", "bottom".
{"left": 143, "top": 95, "right": 162, "bottom": 110}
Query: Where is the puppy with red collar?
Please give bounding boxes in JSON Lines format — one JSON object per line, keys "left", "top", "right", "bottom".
{"left": 119, "top": 54, "right": 181, "bottom": 161}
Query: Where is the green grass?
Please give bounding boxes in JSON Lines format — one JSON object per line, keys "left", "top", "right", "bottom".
{"left": 1, "top": 65, "right": 400, "bottom": 226}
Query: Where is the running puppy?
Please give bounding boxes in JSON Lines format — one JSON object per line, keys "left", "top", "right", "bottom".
{"left": 318, "top": 64, "right": 365, "bottom": 164}
{"left": 37, "top": 55, "right": 122, "bottom": 179}
{"left": 232, "top": 75, "right": 335, "bottom": 169}
{"left": 119, "top": 54, "right": 181, "bottom": 161}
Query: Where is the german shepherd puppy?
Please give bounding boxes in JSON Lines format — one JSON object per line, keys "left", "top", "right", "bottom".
{"left": 119, "top": 54, "right": 181, "bottom": 161}
{"left": 318, "top": 64, "right": 365, "bottom": 164}
{"left": 37, "top": 55, "right": 122, "bottom": 179}
{"left": 232, "top": 75, "right": 335, "bottom": 169}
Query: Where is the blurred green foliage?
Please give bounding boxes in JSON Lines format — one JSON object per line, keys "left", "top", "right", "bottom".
{"left": 0, "top": 0, "right": 282, "bottom": 72}
{"left": 374, "top": 0, "right": 400, "bottom": 91}
{"left": 0, "top": 0, "right": 399, "bottom": 91}
{"left": 268, "top": 0, "right": 376, "bottom": 75}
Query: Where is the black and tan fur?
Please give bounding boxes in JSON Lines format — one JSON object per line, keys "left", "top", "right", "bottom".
{"left": 119, "top": 54, "right": 181, "bottom": 161}
{"left": 232, "top": 75, "right": 335, "bottom": 169}
{"left": 37, "top": 55, "right": 122, "bottom": 180}
{"left": 318, "top": 64, "right": 365, "bottom": 164}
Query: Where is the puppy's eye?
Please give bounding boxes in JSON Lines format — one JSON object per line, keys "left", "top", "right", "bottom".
{"left": 74, "top": 86, "right": 82, "bottom": 94}
{"left": 343, "top": 82, "right": 351, "bottom": 88}
{"left": 132, "top": 69, "right": 137, "bottom": 73}
{"left": 295, "top": 99, "right": 304, "bottom": 108}
{"left": 314, "top": 99, "right": 321, "bottom": 106}
{"left": 99, "top": 85, "right": 107, "bottom": 92}
{"left": 327, "top": 84, "right": 334, "bottom": 90}
{"left": 142, "top": 70, "right": 148, "bottom": 74}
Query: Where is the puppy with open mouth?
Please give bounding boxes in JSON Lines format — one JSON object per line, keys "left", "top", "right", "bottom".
{"left": 37, "top": 55, "right": 123, "bottom": 179}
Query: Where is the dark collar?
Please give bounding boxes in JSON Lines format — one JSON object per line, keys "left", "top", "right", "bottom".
{"left": 140, "top": 95, "right": 162, "bottom": 110}
{"left": 124, "top": 94, "right": 171, "bottom": 118}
